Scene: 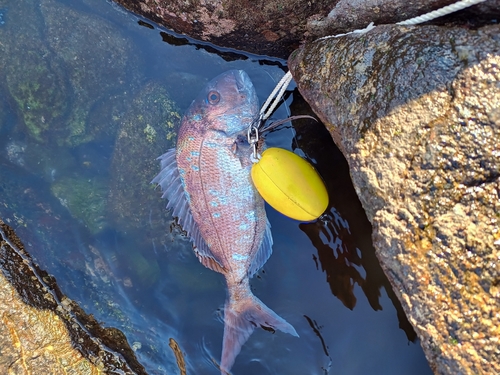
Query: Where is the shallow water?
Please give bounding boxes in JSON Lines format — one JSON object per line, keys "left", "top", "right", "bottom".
{"left": 0, "top": 0, "right": 433, "bottom": 374}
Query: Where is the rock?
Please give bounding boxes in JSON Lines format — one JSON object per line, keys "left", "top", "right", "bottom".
{"left": 289, "top": 24, "right": 500, "bottom": 374}
{"left": 2, "top": 0, "right": 69, "bottom": 143}
{"left": 51, "top": 176, "right": 108, "bottom": 235}
{"left": 107, "top": 81, "right": 183, "bottom": 261}
{"left": 111, "top": 0, "right": 500, "bottom": 59}
{"left": 0, "top": 220, "right": 146, "bottom": 374}
{"left": 112, "top": 0, "right": 333, "bottom": 59}
{"left": 307, "top": 0, "right": 500, "bottom": 40}
{"left": 40, "top": 0, "right": 140, "bottom": 146}
{"left": 0, "top": 0, "right": 139, "bottom": 146}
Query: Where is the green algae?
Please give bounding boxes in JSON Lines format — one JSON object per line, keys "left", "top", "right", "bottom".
{"left": 5, "top": 49, "right": 68, "bottom": 143}
{"left": 108, "top": 81, "right": 181, "bottom": 241}
{"left": 143, "top": 124, "right": 158, "bottom": 144}
{"left": 51, "top": 176, "right": 108, "bottom": 235}
{"left": 2, "top": 0, "right": 140, "bottom": 147}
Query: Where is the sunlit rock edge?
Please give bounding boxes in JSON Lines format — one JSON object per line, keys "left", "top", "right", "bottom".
{"left": 0, "top": 220, "right": 147, "bottom": 375}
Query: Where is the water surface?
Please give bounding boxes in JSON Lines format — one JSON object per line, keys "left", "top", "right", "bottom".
{"left": 0, "top": 0, "right": 432, "bottom": 373}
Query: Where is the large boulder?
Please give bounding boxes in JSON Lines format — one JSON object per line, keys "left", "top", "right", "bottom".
{"left": 111, "top": 0, "right": 500, "bottom": 58}
{"left": 289, "top": 24, "right": 500, "bottom": 374}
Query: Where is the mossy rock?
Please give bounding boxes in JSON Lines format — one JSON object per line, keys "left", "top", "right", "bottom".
{"left": 2, "top": 0, "right": 140, "bottom": 146}
{"left": 108, "top": 81, "right": 181, "bottom": 244}
{"left": 51, "top": 176, "right": 108, "bottom": 235}
{"left": 5, "top": 50, "right": 69, "bottom": 142}
{"left": 40, "top": 0, "right": 141, "bottom": 147}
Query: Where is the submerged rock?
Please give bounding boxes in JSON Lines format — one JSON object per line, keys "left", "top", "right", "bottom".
{"left": 40, "top": 0, "right": 140, "bottom": 146}
{"left": 108, "top": 81, "right": 181, "bottom": 249}
{"left": 289, "top": 24, "right": 500, "bottom": 375}
{"left": 51, "top": 176, "right": 108, "bottom": 235}
{"left": 1, "top": 0, "right": 139, "bottom": 146}
{"left": 107, "top": 81, "right": 183, "bottom": 288}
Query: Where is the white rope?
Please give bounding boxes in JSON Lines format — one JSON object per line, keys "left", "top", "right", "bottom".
{"left": 397, "top": 0, "right": 487, "bottom": 25}
{"left": 258, "top": 0, "right": 489, "bottom": 120}
{"left": 317, "top": 22, "right": 376, "bottom": 41}
{"left": 259, "top": 71, "right": 293, "bottom": 120}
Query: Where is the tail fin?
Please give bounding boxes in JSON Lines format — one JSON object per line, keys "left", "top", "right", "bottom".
{"left": 220, "top": 295, "right": 298, "bottom": 374}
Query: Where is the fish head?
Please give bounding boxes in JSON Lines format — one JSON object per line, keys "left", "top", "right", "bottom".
{"left": 181, "top": 70, "right": 259, "bottom": 137}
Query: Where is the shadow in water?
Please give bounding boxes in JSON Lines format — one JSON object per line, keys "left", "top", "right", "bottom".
{"left": 290, "top": 88, "right": 417, "bottom": 342}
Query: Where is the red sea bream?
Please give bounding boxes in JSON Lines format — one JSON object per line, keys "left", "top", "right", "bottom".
{"left": 152, "top": 70, "right": 298, "bottom": 373}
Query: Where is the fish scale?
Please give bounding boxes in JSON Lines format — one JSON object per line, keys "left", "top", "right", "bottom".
{"left": 152, "top": 70, "right": 298, "bottom": 374}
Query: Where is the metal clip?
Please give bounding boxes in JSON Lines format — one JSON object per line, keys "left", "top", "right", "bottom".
{"left": 247, "top": 116, "right": 262, "bottom": 163}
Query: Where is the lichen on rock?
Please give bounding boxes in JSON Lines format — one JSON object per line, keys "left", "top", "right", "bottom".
{"left": 0, "top": 220, "right": 146, "bottom": 374}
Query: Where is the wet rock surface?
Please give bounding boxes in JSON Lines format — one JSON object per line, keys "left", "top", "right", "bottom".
{"left": 111, "top": 0, "right": 500, "bottom": 59}
{"left": 107, "top": 82, "right": 183, "bottom": 288}
{"left": 0, "top": 220, "right": 146, "bottom": 374}
{"left": 289, "top": 24, "right": 500, "bottom": 374}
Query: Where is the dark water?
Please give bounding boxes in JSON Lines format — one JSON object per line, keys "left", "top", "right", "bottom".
{"left": 0, "top": 0, "right": 433, "bottom": 374}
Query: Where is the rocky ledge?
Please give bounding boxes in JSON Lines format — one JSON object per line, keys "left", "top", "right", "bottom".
{"left": 111, "top": 0, "right": 500, "bottom": 59}
{"left": 289, "top": 24, "right": 500, "bottom": 374}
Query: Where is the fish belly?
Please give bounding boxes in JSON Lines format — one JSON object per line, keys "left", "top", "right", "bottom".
{"left": 178, "top": 130, "right": 265, "bottom": 274}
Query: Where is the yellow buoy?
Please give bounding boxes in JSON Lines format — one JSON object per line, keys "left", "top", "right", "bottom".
{"left": 251, "top": 147, "right": 329, "bottom": 221}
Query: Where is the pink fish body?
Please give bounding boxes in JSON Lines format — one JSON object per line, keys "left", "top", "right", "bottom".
{"left": 152, "top": 70, "right": 297, "bottom": 373}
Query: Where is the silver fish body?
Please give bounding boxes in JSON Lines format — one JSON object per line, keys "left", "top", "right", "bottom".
{"left": 152, "top": 70, "right": 297, "bottom": 373}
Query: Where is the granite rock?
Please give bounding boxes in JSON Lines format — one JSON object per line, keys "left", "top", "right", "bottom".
{"left": 289, "top": 24, "right": 500, "bottom": 374}
{"left": 110, "top": 0, "right": 500, "bottom": 59}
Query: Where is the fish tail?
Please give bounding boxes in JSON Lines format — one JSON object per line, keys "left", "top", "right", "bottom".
{"left": 220, "top": 294, "right": 298, "bottom": 374}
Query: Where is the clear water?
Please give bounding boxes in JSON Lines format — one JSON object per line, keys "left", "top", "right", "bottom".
{"left": 0, "top": 0, "right": 433, "bottom": 374}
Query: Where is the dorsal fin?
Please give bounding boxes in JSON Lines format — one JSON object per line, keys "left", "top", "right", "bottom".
{"left": 248, "top": 219, "right": 273, "bottom": 277}
{"left": 152, "top": 149, "right": 226, "bottom": 273}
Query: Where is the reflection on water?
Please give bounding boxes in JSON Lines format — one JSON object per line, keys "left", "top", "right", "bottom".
{"left": 292, "top": 101, "right": 417, "bottom": 342}
{"left": 301, "top": 208, "right": 416, "bottom": 341}
{"left": 0, "top": 0, "right": 431, "bottom": 373}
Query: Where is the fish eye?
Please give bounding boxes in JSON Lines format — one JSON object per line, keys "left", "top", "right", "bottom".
{"left": 207, "top": 90, "right": 220, "bottom": 105}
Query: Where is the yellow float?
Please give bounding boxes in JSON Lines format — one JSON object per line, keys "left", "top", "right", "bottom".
{"left": 251, "top": 148, "right": 329, "bottom": 221}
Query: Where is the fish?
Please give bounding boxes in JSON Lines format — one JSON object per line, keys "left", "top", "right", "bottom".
{"left": 152, "top": 70, "right": 298, "bottom": 373}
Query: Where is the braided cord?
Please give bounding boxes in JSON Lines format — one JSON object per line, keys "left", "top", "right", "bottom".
{"left": 397, "top": 0, "right": 487, "bottom": 26}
